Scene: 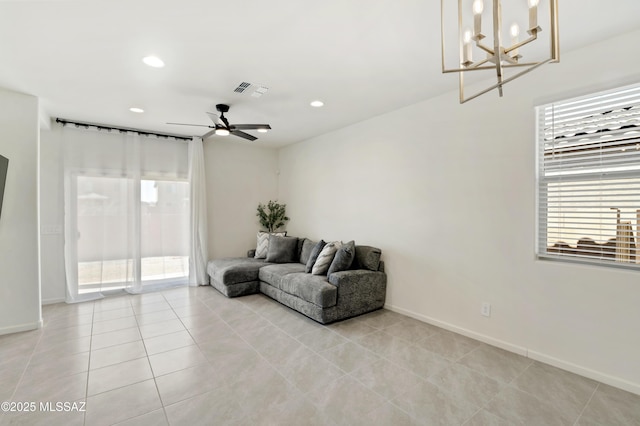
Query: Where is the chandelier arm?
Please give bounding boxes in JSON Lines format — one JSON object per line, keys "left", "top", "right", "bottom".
{"left": 444, "top": 61, "right": 547, "bottom": 73}
{"left": 474, "top": 41, "right": 495, "bottom": 56}
{"left": 468, "top": 58, "right": 491, "bottom": 69}
{"left": 460, "top": 57, "right": 556, "bottom": 104}
{"left": 504, "top": 34, "right": 538, "bottom": 55}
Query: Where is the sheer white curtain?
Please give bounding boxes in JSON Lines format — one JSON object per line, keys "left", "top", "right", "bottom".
{"left": 62, "top": 124, "right": 189, "bottom": 302}
{"left": 188, "top": 137, "right": 209, "bottom": 286}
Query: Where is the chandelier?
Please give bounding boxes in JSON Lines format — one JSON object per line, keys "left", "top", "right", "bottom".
{"left": 441, "top": 0, "right": 559, "bottom": 103}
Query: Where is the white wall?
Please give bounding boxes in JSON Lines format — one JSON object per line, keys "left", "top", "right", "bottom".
{"left": 278, "top": 29, "right": 640, "bottom": 394}
{"left": 204, "top": 140, "right": 279, "bottom": 258}
{"left": 39, "top": 126, "right": 65, "bottom": 304}
{"left": 0, "top": 87, "right": 41, "bottom": 334}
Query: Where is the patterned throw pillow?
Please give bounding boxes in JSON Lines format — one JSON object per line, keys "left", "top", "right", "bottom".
{"left": 312, "top": 241, "right": 342, "bottom": 275}
{"left": 255, "top": 231, "right": 285, "bottom": 259}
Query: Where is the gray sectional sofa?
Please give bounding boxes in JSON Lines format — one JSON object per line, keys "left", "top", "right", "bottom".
{"left": 207, "top": 236, "right": 387, "bottom": 324}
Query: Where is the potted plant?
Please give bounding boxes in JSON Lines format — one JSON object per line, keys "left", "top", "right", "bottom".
{"left": 256, "top": 200, "right": 289, "bottom": 232}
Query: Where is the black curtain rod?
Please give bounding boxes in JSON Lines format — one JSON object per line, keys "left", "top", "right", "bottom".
{"left": 55, "top": 118, "right": 192, "bottom": 141}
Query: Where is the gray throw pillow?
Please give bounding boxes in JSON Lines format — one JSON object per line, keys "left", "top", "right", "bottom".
{"left": 352, "top": 245, "right": 382, "bottom": 271}
{"left": 296, "top": 237, "right": 307, "bottom": 263}
{"left": 300, "top": 239, "right": 316, "bottom": 265}
{"left": 305, "top": 240, "right": 326, "bottom": 273}
{"left": 327, "top": 240, "right": 356, "bottom": 276}
{"left": 266, "top": 235, "right": 298, "bottom": 263}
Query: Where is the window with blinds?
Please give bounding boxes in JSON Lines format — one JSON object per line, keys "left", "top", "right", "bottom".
{"left": 537, "top": 83, "right": 640, "bottom": 269}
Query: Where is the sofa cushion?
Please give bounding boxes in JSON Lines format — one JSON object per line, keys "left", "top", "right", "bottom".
{"left": 299, "top": 238, "right": 316, "bottom": 265}
{"left": 255, "top": 231, "right": 286, "bottom": 259}
{"left": 266, "top": 235, "right": 298, "bottom": 263}
{"left": 352, "top": 245, "right": 382, "bottom": 271}
{"left": 276, "top": 273, "right": 338, "bottom": 308}
{"left": 305, "top": 240, "right": 326, "bottom": 273}
{"left": 259, "top": 263, "right": 306, "bottom": 288}
{"left": 312, "top": 241, "right": 341, "bottom": 275}
{"left": 207, "top": 258, "right": 269, "bottom": 286}
{"left": 327, "top": 240, "right": 356, "bottom": 276}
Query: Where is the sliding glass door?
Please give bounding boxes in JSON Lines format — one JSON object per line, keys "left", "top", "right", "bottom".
{"left": 140, "top": 179, "right": 189, "bottom": 284}
{"left": 75, "top": 175, "right": 189, "bottom": 295}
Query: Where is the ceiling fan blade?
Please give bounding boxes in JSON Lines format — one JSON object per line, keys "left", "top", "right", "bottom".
{"left": 230, "top": 129, "right": 258, "bottom": 141}
{"left": 205, "top": 112, "right": 218, "bottom": 124}
{"left": 167, "top": 122, "right": 212, "bottom": 128}
{"left": 202, "top": 129, "right": 217, "bottom": 139}
{"left": 230, "top": 124, "right": 272, "bottom": 130}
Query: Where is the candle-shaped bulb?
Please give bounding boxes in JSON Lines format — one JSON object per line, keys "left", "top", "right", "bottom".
{"left": 462, "top": 28, "right": 473, "bottom": 66}
{"left": 472, "top": 0, "right": 484, "bottom": 39}
{"left": 510, "top": 23, "right": 520, "bottom": 38}
{"left": 528, "top": 0, "right": 540, "bottom": 34}
{"left": 464, "top": 29, "right": 472, "bottom": 43}
{"left": 510, "top": 23, "right": 521, "bottom": 60}
{"left": 473, "top": 0, "right": 483, "bottom": 15}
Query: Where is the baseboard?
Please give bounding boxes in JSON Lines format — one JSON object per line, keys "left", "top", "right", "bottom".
{"left": 384, "top": 303, "right": 640, "bottom": 396}
{"left": 42, "top": 297, "right": 65, "bottom": 305}
{"left": 0, "top": 320, "right": 41, "bottom": 336}
{"left": 385, "top": 303, "right": 528, "bottom": 356}
{"left": 528, "top": 350, "right": 640, "bottom": 396}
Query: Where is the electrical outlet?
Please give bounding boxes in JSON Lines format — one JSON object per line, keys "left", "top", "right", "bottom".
{"left": 481, "top": 302, "right": 491, "bottom": 317}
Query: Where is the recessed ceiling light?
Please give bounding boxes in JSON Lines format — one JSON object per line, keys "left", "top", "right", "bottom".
{"left": 142, "top": 56, "right": 164, "bottom": 68}
{"left": 129, "top": 107, "right": 144, "bottom": 113}
{"left": 310, "top": 100, "right": 324, "bottom": 108}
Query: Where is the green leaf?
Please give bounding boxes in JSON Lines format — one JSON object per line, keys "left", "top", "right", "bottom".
{"left": 256, "top": 200, "right": 289, "bottom": 232}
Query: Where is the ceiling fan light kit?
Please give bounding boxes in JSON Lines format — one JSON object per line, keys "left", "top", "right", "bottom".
{"left": 441, "top": 0, "right": 559, "bottom": 104}
{"left": 167, "top": 103, "right": 271, "bottom": 141}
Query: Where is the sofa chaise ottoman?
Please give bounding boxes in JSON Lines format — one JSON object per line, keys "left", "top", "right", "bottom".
{"left": 206, "top": 236, "right": 387, "bottom": 324}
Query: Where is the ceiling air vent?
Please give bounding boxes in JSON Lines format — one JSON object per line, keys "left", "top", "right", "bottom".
{"left": 234, "top": 82, "right": 251, "bottom": 93}
{"left": 251, "top": 86, "right": 269, "bottom": 98}
{"left": 233, "top": 82, "right": 269, "bottom": 98}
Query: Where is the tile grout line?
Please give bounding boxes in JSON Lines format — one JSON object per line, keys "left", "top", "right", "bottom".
{"left": 215, "top": 296, "right": 334, "bottom": 420}
{"left": 85, "top": 289, "right": 200, "bottom": 424}
{"left": 85, "top": 294, "right": 168, "bottom": 425}
{"left": 139, "top": 292, "right": 178, "bottom": 425}
{"left": 2, "top": 321, "right": 46, "bottom": 426}
{"left": 81, "top": 301, "right": 96, "bottom": 426}
{"left": 154, "top": 292, "right": 182, "bottom": 426}
{"left": 573, "top": 383, "right": 600, "bottom": 426}
{"left": 154, "top": 291, "right": 240, "bottom": 416}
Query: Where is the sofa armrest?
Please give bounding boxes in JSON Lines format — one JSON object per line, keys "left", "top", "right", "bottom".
{"left": 328, "top": 270, "right": 387, "bottom": 296}
{"left": 247, "top": 249, "right": 256, "bottom": 258}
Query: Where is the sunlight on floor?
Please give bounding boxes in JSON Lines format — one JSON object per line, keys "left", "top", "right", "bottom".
{"left": 78, "top": 256, "right": 188, "bottom": 293}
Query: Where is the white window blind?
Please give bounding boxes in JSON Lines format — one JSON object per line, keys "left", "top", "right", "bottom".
{"left": 537, "top": 83, "right": 640, "bottom": 269}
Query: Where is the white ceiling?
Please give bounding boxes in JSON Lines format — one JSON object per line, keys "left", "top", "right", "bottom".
{"left": 1, "top": 0, "right": 639, "bottom": 148}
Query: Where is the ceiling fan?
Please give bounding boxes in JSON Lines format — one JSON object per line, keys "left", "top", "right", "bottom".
{"left": 167, "top": 104, "right": 271, "bottom": 141}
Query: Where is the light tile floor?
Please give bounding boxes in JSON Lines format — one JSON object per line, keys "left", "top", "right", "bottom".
{"left": 1, "top": 285, "right": 639, "bottom": 425}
